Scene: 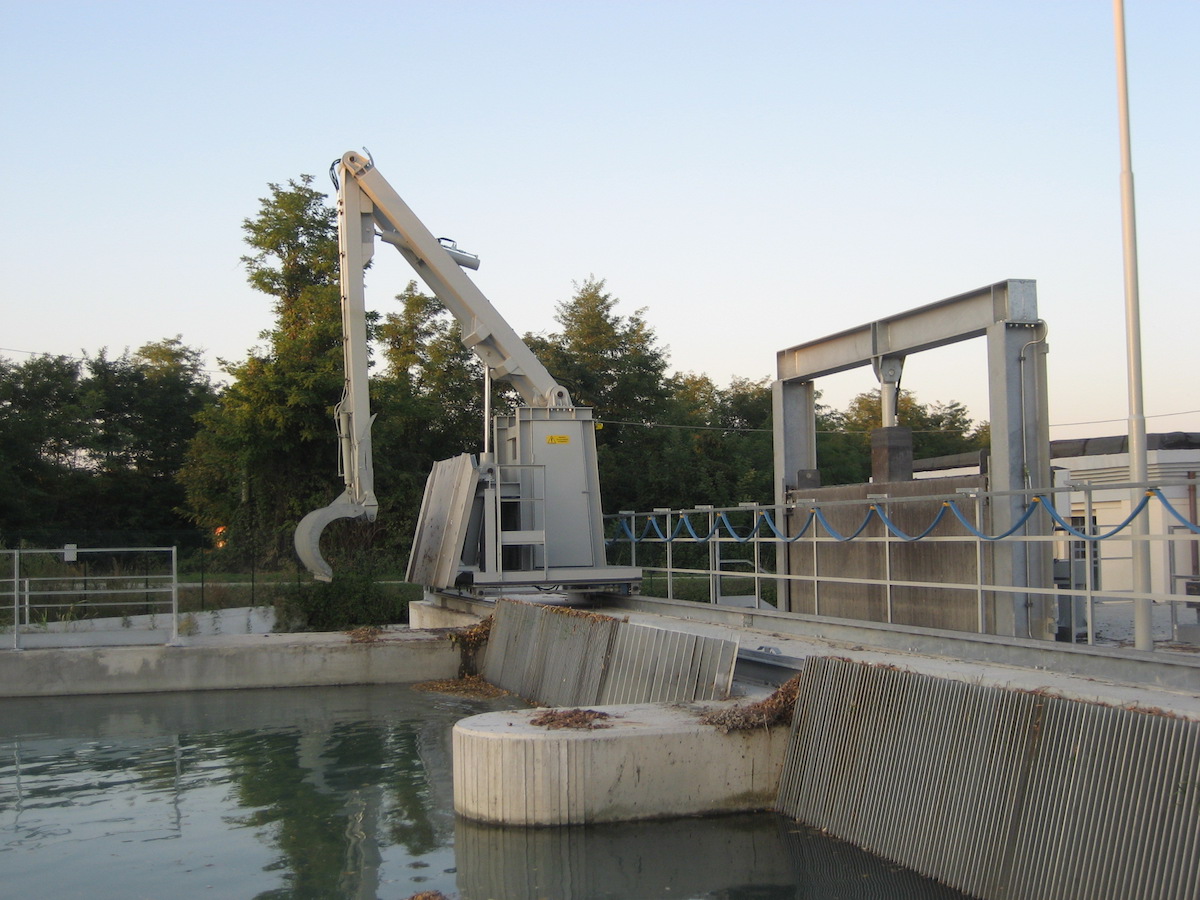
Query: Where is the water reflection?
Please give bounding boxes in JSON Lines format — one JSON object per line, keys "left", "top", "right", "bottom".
{"left": 1, "top": 686, "right": 966, "bottom": 899}
{"left": 456, "top": 814, "right": 967, "bottom": 900}
{"left": 1, "top": 685, "right": 520, "bottom": 898}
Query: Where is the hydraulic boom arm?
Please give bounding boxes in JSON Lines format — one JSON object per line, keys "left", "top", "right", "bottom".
{"left": 297, "top": 151, "right": 638, "bottom": 591}
{"left": 293, "top": 157, "right": 379, "bottom": 580}
{"left": 340, "top": 151, "right": 572, "bottom": 409}
{"left": 296, "top": 151, "right": 573, "bottom": 580}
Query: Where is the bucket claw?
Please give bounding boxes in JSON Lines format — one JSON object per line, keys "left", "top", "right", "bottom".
{"left": 294, "top": 492, "right": 374, "bottom": 582}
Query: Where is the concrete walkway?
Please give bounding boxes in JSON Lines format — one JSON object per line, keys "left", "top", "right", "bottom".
{"left": 423, "top": 591, "right": 1200, "bottom": 720}
{"left": 6, "top": 592, "right": 1199, "bottom": 722}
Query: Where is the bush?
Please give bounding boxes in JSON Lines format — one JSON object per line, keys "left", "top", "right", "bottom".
{"left": 274, "top": 573, "right": 418, "bottom": 631}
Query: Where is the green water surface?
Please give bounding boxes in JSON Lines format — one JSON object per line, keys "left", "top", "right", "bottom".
{"left": 1, "top": 684, "right": 965, "bottom": 899}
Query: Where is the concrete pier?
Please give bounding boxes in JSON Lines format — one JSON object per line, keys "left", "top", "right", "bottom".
{"left": 453, "top": 702, "right": 789, "bottom": 825}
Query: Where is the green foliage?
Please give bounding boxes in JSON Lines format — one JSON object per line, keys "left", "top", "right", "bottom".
{"left": 4, "top": 167, "right": 993, "bottom": 626}
{"left": 815, "top": 389, "right": 989, "bottom": 485}
{"left": 377, "top": 281, "right": 498, "bottom": 458}
{"left": 0, "top": 340, "right": 214, "bottom": 546}
{"left": 274, "top": 571, "right": 416, "bottom": 631}
{"left": 0, "top": 354, "right": 85, "bottom": 536}
{"left": 637, "top": 374, "right": 774, "bottom": 510}
{"left": 179, "top": 177, "right": 356, "bottom": 567}
{"left": 240, "top": 175, "right": 338, "bottom": 309}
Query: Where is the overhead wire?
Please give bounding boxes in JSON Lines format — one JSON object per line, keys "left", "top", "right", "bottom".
{"left": 2, "top": 346, "right": 1198, "bottom": 428}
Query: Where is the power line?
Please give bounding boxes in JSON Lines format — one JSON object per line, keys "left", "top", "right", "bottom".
{"left": 0, "top": 346, "right": 229, "bottom": 378}
{"left": 1049, "top": 409, "right": 1200, "bottom": 429}
{"left": 597, "top": 419, "right": 980, "bottom": 436}
{"left": 3, "top": 347, "right": 1198, "bottom": 430}
{"left": 0, "top": 346, "right": 87, "bottom": 361}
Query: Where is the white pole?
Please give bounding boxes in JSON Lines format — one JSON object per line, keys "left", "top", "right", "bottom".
{"left": 483, "top": 367, "right": 492, "bottom": 456}
{"left": 1114, "top": 0, "right": 1152, "bottom": 651}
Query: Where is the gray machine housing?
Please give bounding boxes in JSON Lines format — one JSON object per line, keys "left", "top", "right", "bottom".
{"left": 408, "top": 405, "right": 635, "bottom": 590}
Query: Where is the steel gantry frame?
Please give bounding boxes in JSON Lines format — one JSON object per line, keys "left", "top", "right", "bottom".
{"left": 772, "top": 279, "right": 1053, "bottom": 638}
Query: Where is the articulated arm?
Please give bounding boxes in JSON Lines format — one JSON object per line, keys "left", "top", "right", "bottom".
{"left": 296, "top": 151, "right": 573, "bottom": 581}
{"left": 338, "top": 151, "right": 572, "bottom": 408}
{"left": 294, "top": 160, "right": 379, "bottom": 581}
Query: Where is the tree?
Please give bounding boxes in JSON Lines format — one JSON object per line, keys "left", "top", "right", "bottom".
{"left": 131, "top": 338, "right": 216, "bottom": 481}
{"left": 817, "top": 389, "right": 989, "bottom": 486}
{"left": 377, "top": 282, "right": 494, "bottom": 460}
{"left": 0, "top": 354, "right": 86, "bottom": 540}
{"left": 814, "top": 401, "right": 868, "bottom": 487}
{"left": 0, "top": 340, "right": 214, "bottom": 546}
{"left": 525, "top": 277, "right": 673, "bottom": 512}
{"left": 840, "top": 390, "right": 987, "bottom": 459}
{"left": 180, "top": 177, "right": 348, "bottom": 567}
{"left": 639, "top": 374, "right": 776, "bottom": 510}
{"left": 77, "top": 340, "right": 216, "bottom": 539}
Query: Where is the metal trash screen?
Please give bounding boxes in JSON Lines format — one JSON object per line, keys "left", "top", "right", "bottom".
{"left": 481, "top": 598, "right": 736, "bottom": 706}
{"left": 776, "top": 656, "right": 1200, "bottom": 900}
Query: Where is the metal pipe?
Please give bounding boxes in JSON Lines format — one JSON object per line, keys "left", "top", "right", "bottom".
{"left": 483, "top": 367, "right": 492, "bottom": 456}
{"left": 881, "top": 383, "right": 897, "bottom": 428}
{"left": 1114, "top": 0, "right": 1152, "bottom": 650}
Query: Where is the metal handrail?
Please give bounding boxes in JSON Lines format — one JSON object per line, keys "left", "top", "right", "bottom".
{"left": 606, "top": 478, "right": 1200, "bottom": 650}
{"left": 2, "top": 546, "right": 179, "bottom": 650}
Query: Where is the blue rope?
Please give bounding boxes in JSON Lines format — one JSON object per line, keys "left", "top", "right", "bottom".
{"left": 677, "top": 513, "right": 720, "bottom": 542}
{"left": 812, "top": 505, "right": 877, "bottom": 542}
{"left": 611, "top": 488, "right": 1184, "bottom": 547}
{"left": 639, "top": 517, "right": 667, "bottom": 541}
{"left": 1151, "top": 488, "right": 1200, "bottom": 534}
{"left": 945, "top": 497, "right": 1041, "bottom": 541}
{"left": 873, "top": 502, "right": 950, "bottom": 542}
{"left": 759, "top": 509, "right": 817, "bottom": 542}
{"left": 1037, "top": 491, "right": 1152, "bottom": 540}
{"left": 717, "top": 512, "right": 762, "bottom": 543}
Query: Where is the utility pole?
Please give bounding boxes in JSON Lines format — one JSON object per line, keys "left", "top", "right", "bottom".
{"left": 1113, "top": 0, "right": 1152, "bottom": 651}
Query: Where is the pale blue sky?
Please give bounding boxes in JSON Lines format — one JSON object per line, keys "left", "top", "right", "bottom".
{"left": 3, "top": 1, "right": 1197, "bottom": 439}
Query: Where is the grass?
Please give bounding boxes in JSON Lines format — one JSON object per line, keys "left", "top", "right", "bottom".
{"left": 639, "top": 572, "right": 777, "bottom": 606}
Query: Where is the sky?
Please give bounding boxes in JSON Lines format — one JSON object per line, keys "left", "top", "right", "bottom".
{"left": 2, "top": 1, "right": 1197, "bottom": 441}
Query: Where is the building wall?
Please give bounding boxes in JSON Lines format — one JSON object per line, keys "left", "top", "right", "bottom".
{"left": 1055, "top": 448, "right": 1200, "bottom": 597}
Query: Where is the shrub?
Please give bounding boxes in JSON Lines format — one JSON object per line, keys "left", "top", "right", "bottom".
{"left": 274, "top": 573, "right": 417, "bottom": 631}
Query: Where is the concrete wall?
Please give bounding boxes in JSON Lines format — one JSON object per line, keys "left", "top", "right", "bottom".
{"left": 785, "top": 475, "right": 991, "bottom": 631}
{"left": 0, "top": 631, "right": 461, "bottom": 698}
{"left": 409, "top": 598, "right": 485, "bottom": 628}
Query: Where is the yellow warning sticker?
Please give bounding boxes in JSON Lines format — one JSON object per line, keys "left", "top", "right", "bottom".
{"left": 546, "top": 435, "right": 571, "bottom": 445}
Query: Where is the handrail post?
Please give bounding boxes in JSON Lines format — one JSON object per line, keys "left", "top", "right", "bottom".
{"left": 752, "top": 505, "right": 763, "bottom": 609}
{"left": 654, "top": 508, "right": 674, "bottom": 600}
{"left": 168, "top": 546, "right": 180, "bottom": 646}
{"left": 956, "top": 489, "right": 986, "bottom": 634}
{"left": 1085, "top": 485, "right": 1097, "bottom": 645}
{"left": 734, "top": 502, "right": 763, "bottom": 609}
{"left": 620, "top": 511, "right": 637, "bottom": 569}
{"left": 811, "top": 505, "right": 820, "bottom": 616}
{"left": 869, "top": 494, "right": 892, "bottom": 623}
{"left": 703, "top": 506, "right": 717, "bottom": 604}
{"left": 10, "top": 550, "right": 19, "bottom": 651}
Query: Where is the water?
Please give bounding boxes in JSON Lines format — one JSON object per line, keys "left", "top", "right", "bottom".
{"left": 1, "top": 685, "right": 966, "bottom": 899}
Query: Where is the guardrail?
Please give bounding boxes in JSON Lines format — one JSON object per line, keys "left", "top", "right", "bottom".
{"left": 606, "top": 478, "right": 1200, "bottom": 651}
{"left": 2, "top": 546, "right": 179, "bottom": 649}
